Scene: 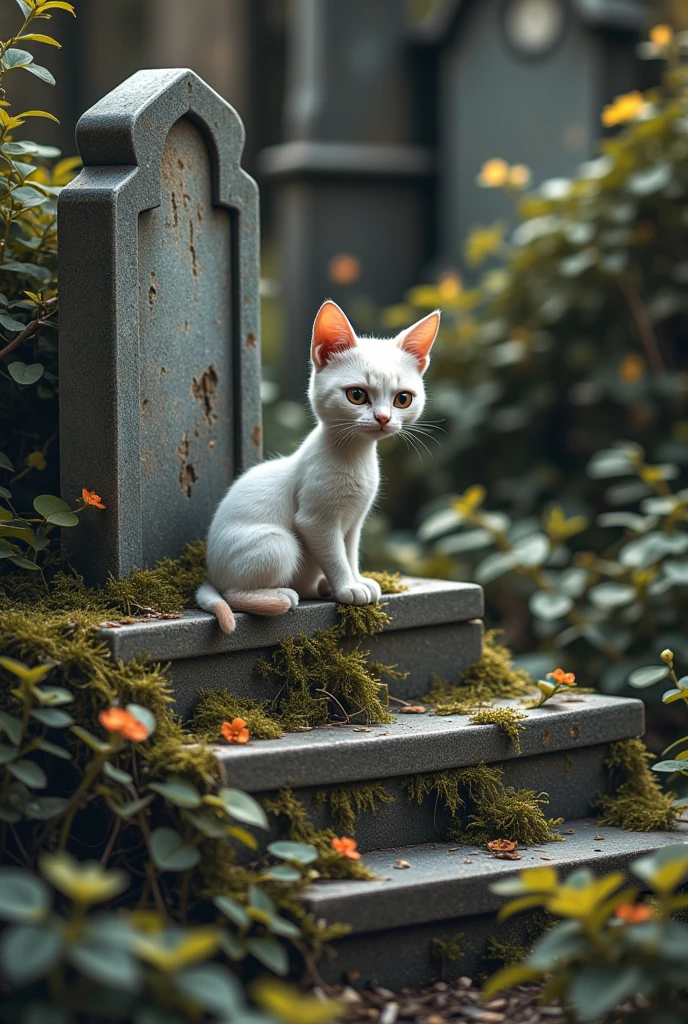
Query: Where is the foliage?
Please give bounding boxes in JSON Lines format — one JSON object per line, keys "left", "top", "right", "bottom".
{"left": 314, "top": 782, "right": 394, "bottom": 837}
{"left": 191, "top": 689, "right": 286, "bottom": 741}
{"left": 484, "top": 843, "right": 688, "bottom": 1022}
{"left": 431, "top": 932, "right": 470, "bottom": 980}
{"left": 467, "top": 706, "right": 526, "bottom": 752}
{"left": 425, "top": 630, "right": 536, "bottom": 712}
{"left": 0, "top": 0, "right": 84, "bottom": 575}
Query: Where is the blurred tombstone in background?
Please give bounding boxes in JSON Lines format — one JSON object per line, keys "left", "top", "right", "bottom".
{"left": 265, "top": 0, "right": 648, "bottom": 398}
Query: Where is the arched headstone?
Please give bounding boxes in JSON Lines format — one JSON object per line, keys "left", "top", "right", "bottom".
{"left": 59, "top": 69, "right": 261, "bottom": 584}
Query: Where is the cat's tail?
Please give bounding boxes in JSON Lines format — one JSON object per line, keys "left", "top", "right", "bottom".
{"left": 196, "top": 581, "right": 236, "bottom": 634}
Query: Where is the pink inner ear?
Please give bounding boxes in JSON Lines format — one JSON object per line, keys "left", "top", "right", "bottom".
{"left": 398, "top": 311, "right": 440, "bottom": 371}
{"left": 312, "top": 301, "right": 357, "bottom": 368}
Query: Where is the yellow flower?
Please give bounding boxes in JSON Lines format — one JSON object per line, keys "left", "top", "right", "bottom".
{"left": 27, "top": 451, "right": 46, "bottom": 471}
{"left": 619, "top": 354, "right": 645, "bottom": 384}
{"left": 650, "top": 24, "right": 673, "bottom": 48}
{"left": 478, "top": 158, "right": 509, "bottom": 188}
{"left": 601, "top": 91, "right": 646, "bottom": 128}
{"left": 438, "top": 270, "right": 462, "bottom": 301}
{"left": 508, "top": 164, "right": 531, "bottom": 189}
{"left": 465, "top": 222, "right": 505, "bottom": 268}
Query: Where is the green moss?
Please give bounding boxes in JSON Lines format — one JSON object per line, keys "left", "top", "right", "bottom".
{"left": 485, "top": 937, "right": 528, "bottom": 966}
{"left": 426, "top": 631, "right": 536, "bottom": 712}
{"left": 105, "top": 540, "right": 207, "bottom": 615}
{"left": 190, "top": 689, "right": 285, "bottom": 740}
{"left": 468, "top": 706, "right": 526, "bottom": 753}
{"left": 263, "top": 789, "right": 375, "bottom": 880}
{"left": 364, "top": 570, "right": 408, "bottom": 594}
{"left": 594, "top": 738, "right": 677, "bottom": 832}
{"left": 403, "top": 764, "right": 563, "bottom": 846}
{"left": 315, "top": 782, "right": 394, "bottom": 836}
{"left": 431, "top": 932, "right": 471, "bottom": 979}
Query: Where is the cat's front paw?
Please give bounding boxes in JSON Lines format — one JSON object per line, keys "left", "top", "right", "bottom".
{"left": 358, "top": 576, "right": 382, "bottom": 602}
{"left": 333, "top": 582, "right": 377, "bottom": 605}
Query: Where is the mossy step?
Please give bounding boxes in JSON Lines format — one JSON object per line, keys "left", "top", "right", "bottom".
{"left": 98, "top": 577, "right": 484, "bottom": 715}
{"left": 214, "top": 694, "right": 643, "bottom": 792}
{"left": 304, "top": 820, "right": 685, "bottom": 989}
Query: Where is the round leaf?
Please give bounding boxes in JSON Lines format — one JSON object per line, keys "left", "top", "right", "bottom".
{"left": 628, "top": 665, "right": 670, "bottom": 689}
{"left": 512, "top": 533, "right": 550, "bottom": 567}
{"left": 8, "top": 361, "right": 44, "bottom": 385}
{"left": 150, "top": 827, "right": 201, "bottom": 872}
{"left": 267, "top": 840, "right": 318, "bottom": 865}
{"left": 174, "top": 963, "right": 243, "bottom": 1014}
{"left": 0, "top": 923, "right": 62, "bottom": 985}
{"left": 33, "top": 494, "right": 70, "bottom": 518}
{"left": 218, "top": 788, "right": 269, "bottom": 830}
{"left": 588, "top": 582, "right": 637, "bottom": 610}
{"left": 46, "top": 511, "right": 79, "bottom": 528}
{"left": 148, "top": 777, "right": 201, "bottom": 809}
{"left": 68, "top": 943, "right": 141, "bottom": 992}
{"left": 0, "top": 869, "right": 50, "bottom": 922}
{"left": 8, "top": 759, "right": 46, "bottom": 789}
{"left": 529, "top": 590, "right": 573, "bottom": 621}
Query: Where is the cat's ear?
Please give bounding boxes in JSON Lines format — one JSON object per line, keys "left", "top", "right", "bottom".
{"left": 311, "top": 300, "right": 357, "bottom": 369}
{"left": 397, "top": 310, "right": 440, "bottom": 373}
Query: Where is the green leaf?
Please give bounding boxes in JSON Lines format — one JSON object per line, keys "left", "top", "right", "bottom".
{"left": 474, "top": 550, "right": 516, "bottom": 585}
{"left": 267, "top": 915, "right": 301, "bottom": 940}
{"left": 228, "top": 825, "right": 259, "bottom": 850}
{"left": 36, "top": 739, "right": 71, "bottom": 761}
{"left": 32, "top": 685, "right": 73, "bottom": 706}
{"left": 0, "top": 923, "right": 63, "bottom": 985}
{"left": 2, "top": 262, "right": 53, "bottom": 284}
{"left": 8, "top": 361, "right": 44, "bottom": 385}
{"left": 245, "top": 936, "right": 289, "bottom": 976}
{"left": 9, "top": 555, "right": 40, "bottom": 570}
{"left": 47, "top": 510, "right": 79, "bottom": 527}
{"left": 0, "top": 312, "right": 27, "bottom": 331}
{"left": 0, "top": 452, "right": 14, "bottom": 471}
{"left": 19, "top": 34, "right": 62, "bottom": 47}
{"left": 183, "top": 808, "right": 229, "bottom": 838}
{"left": 2, "top": 48, "right": 33, "bottom": 69}
{"left": 213, "top": 895, "right": 250, "bottom": 929}
{"left": 126, "top": 704, "right": 156, "bottom": 737}
{"left": 587, "top": 449, "right": 634, "bottom": 479}
{"left": 218, "top": 930, "right": 245, "bottom": 961}
{"left": 267, "top": 840, "right": 318, "bottom": 865}
{"left": 0, "top": 869, "right": 50, "bottom": 922}
{"left": 102, "top": 761, "right": 133, "bottom": 785}
{"left": 652, "top": 760, "right": 688, "bottom": 774}
{"left": 71, "top": 725, "right": 111, "bottom": 752}
{"left": 150, "top": 827, "right": 201, "bottom": 872}
{"left": 217, "top": 788, "right": 269, "bottom": 830}
{"left": 33, "top": 494, "right": 70, "bottom": 517}
{"left": 174, "top": 963, "right": 243, "bottom": 1014}
{"left": 512, "top": 533, "right": 550, "bottom": 567}
{"left": 23, "top": 63, "right": 56, "bottom": 85}
{"left": 9, "top": 759, "right": 47, "bottom": 789}
{"left": 0, "top": 711, "right": 23, "bottom": 745}
{"left": 628, "top": 665, "right": 670, "bottom": 689}
{"left": 15, "top": 0, "right": 33, "bottom": 17}
{"left": 24, "top": 796, "right": 68, "bottom": 820}
{"left": 267, "top": 864, "right": 302, "bottom": 882}
{"left": 0, "top": 488, "right": 10, "bottom": 502}
{"left": 108, "top": 794, "right": 154, "bottom": 819}
{"left": 0, "top": 538, "right": 14, "bottom": 559}
{"left": 529, "top": 590, "right": 573, "bottom": 621}
{"left": 30, "top": 708, "right": 73, "bottom": 728}
{"left": 569, "top": 965, "right": 648, "bottom": 1021}
{"left": 10, "top": 186, "right": 48, "bottom": 210}
{"left": 0, "top": 743, "right": 18, "bottom": 765}
{"left": 68, "top": 943, "right": 141, "bottom": 992}
{"left": 588, "top": 582, "right": 636, "bottom": 609}
{"left": 148, "top": 776, "right": 201, "bottom": 809}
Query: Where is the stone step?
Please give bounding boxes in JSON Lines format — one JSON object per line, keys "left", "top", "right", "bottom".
{"left": 303, "top": 821, "right": 684, "bottom": 989}
{"left": 215, "top": 694, "right": 643, "bottom": 793}
{"left": 98, "top": 577, "right": 483, "bottom": 716}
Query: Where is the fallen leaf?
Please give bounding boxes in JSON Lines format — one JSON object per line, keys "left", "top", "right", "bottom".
{"left": 563, "top": 829, "right": 576, "bottom": 834}
{"left": 540, "top": 856, "right": 552, "bottom": 861}
{"left": 353, "top": 727, "right": 372, "bottom": 733}
{"left": 394, "top": 859, "right": 411, "bottom": 869}
{"left": 594, "top": 835, "right": 605, "bottom": 840}
{"left": 488, "top": 839, "right": 518, "bottom": 853}
{"left": 397, "top": 705, "right": 426, "bottom": 714}
{"left": 494, "top": 851, "right": 521, "bottom": 860}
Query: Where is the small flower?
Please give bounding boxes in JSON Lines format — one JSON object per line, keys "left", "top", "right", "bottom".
{"left": 221, "top": 718, "right": 250, "bottom": 744}
{"left": 619, "top": 354, "right": 645, "bottom": 384}
{"left": 661, "top": 649, "right": 675, "bottom": 665}
{"left": 328, "top": 253, "right": 361, "bottom": 286}
{"left": 99, "top": 706, "right": 149, "bottom": 742}
{"left": 27, "top": 451, "right": 46, "bottom": 471}
{"left": 601, "top": 91, "right": 646, "bottom": 128}
{"left": 478, "top": 158, "right": 509, "bottom": 188}
{"left": 487, "top": 839, "right": 517, "bottom": 853}
{"left": 438, "top": 271, "right": 462, "bottom": 301}
{"left": 550, "top": 669, "right": 576, "bottom": 686}
{"left": 615, "top": 903, "right": 654, "bottom": 923}
{"left": 650, "top": 24, "right": 673, "bottom": 48}
{"left": 331, "top": 836, "right": 361, "bottom": 860}
{"left": 82, "top": 488, "right": 105, "bottom": 509}
{"left": 507, "top": 164, "right": 531, "bottom": 189}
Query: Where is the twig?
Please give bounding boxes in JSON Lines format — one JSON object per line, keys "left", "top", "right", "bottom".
{"left": 616, "top": 275, "right": 665, "bottom": 374}
{"left": 0, "top": 296, "right": 57, "bottom": 361}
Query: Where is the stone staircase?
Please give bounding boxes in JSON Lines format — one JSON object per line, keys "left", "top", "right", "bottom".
{"left": 99, "top": 579, "right": 680, "bottom": 987}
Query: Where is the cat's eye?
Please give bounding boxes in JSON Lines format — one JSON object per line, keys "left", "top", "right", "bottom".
{"left": 346, "top": 387, "right": 368, "bottom": 405}
{"left": 394, "top": 392, "right": 413, "bottom": 409}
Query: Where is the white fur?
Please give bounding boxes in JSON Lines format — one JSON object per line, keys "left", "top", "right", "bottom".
{"left": 196, "top": 302, "right": 439, "bottom": 632}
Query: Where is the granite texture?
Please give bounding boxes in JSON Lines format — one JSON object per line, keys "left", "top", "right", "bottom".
{"left": 59, "top": 69, "right": 261, "bottom": 583}
{"left": 168, "top": 619, "right": 483, "bottom": 717}
{"left": 215, "top": 694, "right": 644, "bottom": 792}
{"left": 303, "top": 819, "right": 685, "bottom": 935}
{"left": 98, "top": 577, "right": 484, "bottom": 662}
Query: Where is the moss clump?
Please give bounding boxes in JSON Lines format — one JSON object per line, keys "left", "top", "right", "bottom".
{"left": 468, "top": 706, "right": 526, "bottom": 753}
{"left": 425, "top": 631, "right": 536, "bottom": 712}
{"left": 315, "top": 782, "right": 394, "bottom": 836}
{"left": 190, "top": 689, "right": 285, "bottom": 741}
{"left": 257, "top": 605, "right": 394, "bottom": 729}
{"left": 431, "top": 932, "right": 471, "bottom": 980}
{"left": 104, "top": 540, "right": 207, "bottom": 615}
{"left": 403, "top": 764, "right": 563, "bottom": 846}
{"left": 263, "top": 789, "right": 375, "bottom": 880}
{"left": 485, "top": 936, "right": 528, "bottom": 966}
{"left": 594, "top": 738, "right": 677, "bottom": 832}
{"left": 363, "top": 570, "right": 408, "bottom": 594}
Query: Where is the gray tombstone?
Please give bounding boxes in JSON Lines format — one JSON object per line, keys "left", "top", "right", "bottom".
{"left": 59, "top": 69, "right": 261, "bottom": 584}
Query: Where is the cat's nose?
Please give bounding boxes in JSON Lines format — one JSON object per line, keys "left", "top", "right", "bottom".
{"left": 374, "top": 410, "right": 391, "bottom": 426}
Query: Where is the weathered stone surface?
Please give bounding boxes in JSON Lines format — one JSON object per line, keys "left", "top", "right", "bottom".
{"left": 215, "top": 694, "right": 643, "bottom": 792}
{"left": 98, "top": 577, "right": 484, "bottom": 662}
{"left": 303, "top": 820, "right": 685, "bottom": 937}
{"left": 59, "top": 69, "right": 261, "bottom": 583}
{"left": 167, "top": 619, "right": 483, "bottom": 717}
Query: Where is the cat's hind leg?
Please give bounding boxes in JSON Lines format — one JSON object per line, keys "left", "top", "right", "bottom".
{"left": 209, "top": 525, "right": 302, "bottom": 619}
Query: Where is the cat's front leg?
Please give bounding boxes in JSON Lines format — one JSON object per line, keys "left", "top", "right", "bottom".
{"left": 345, "top": 521, "right": 381, "bottom": 602}
{"left": 295, "top": 516, "right": 376, "bottom": 605}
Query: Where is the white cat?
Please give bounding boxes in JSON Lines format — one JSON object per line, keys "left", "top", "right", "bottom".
{"left": 196, "top": 299, "right": 440, "bottom": 633}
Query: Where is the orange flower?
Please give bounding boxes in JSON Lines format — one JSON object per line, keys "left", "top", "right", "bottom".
{"left": 328, "top": 253, "right": 361, "bottom": 286}
{"left": 619, "top": 354, "right": 645, "bottom": 384}
{"left": 650, "top": 24, "right": 673, "bottom": 48}
{"left": 478, "top": 158, "right": 509, "bottom": 188}
{"left": 331, "top": 836, "right": 361, "bottom": 860}
{"left": 82, "top": 488, "right": 105, "bottom": 509}
{"left": 615, "top": 903, "right": 654, "bottom": 923}
{"left": 550, "top": 669, "right": 576, "bottom": 686}
{"left": 99, "top": 706, "right": 149, "bottom": 742}
{"left": 508, "top": 164, "right": 531, "bottom": 190}
{"left": 221, "top": 718, "right": 250, "bottom": 744}
{"left": 601, "top": 91, "right": 646, "bottom": 128}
